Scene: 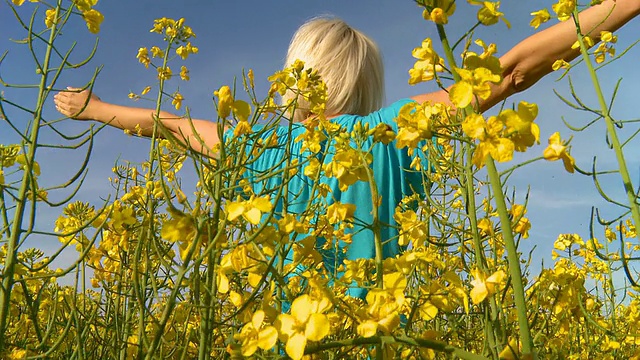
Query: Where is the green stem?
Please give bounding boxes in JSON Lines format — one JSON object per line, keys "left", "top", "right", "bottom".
{"left": 0, "top": 2, "right": 60, "bottom": 350}
{"left": 573, "top": 10, "right": 640, "bottom": 243}
{"left": 435, "top": 23, "right": 502, "bottom": 355}
{"left": 485, "top": 157, "right": 534, "bottom": 358}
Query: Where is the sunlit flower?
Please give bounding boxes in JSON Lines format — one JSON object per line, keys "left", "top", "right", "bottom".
{"left": 326, "top": 202, "right": 356, "bottom": 224}
{"left": 157, "top": 66, "right": 172, "bottom": 80}
{"left": 180, "top": 65, "right": 189, "bottom": 81}
{"left": 421, "top": 0, "right": 456, "bottom": 24}
{"left": 408, "top": 38, "right": 445, "bottom": 85}
{"left": 543, "top": 132, "right": 575, "bottom": 173}
{"left": 136, "top": 47, "right": 151, "bottom": 68}
{"left": 530, "top": 8, "right": 550, "bottom": 29}
{"left": 150, "top": 46, "right": 164, "bottom": 58}
{"left": 275, "top": 294, "right": 332, "bottom": 360}
{"left": 552, "top": 0, "right": 576, "bottom": 22}
{"left": 45, "top": 9, "right": 58, "bottom": 28}
{"left": 234, "top": 310, "right": 278, "bottom": 357}
{"left": 552, "top": 59, "right": 571, "bottom": 71}
{"left": 469, "top": 1, "right": 511, "bottom": 28}
{"left": 226, "top": 196, "right": 273, "bottom": 225}
{"left": 470, "top": 268, "right": 506, "bottom": 304}
{"left": 449, "top": 67, "right": 501, "bottom": 108}
{"left": 82, "top": 9, "right": 104, "bottom": 34}
{"left": 172, "top": 93, "right": 183, "bottom": 110}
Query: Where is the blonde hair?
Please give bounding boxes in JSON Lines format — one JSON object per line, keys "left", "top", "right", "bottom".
{"left": 283, "top": 16, "right": 384, "bottom": 122}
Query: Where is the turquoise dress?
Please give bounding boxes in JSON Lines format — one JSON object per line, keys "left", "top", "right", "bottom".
{"left": 226, "top": 98, "right": 424, "bottom": 298}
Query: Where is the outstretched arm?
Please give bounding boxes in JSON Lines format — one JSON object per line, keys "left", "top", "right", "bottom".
{"left": 54, "top": 89, "right": 220, "bottom": 156}
{"left": 412, "top": 0, "right": 640, "bottom": 112}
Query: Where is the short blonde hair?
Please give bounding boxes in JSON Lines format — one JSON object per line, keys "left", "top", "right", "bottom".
{"left": 283, "top": 17, "right": 384, "bottom": 122}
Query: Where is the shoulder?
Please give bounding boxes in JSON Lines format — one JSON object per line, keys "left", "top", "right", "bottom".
{"left": 332, "top": 98, "right": 416, "bottom": 130}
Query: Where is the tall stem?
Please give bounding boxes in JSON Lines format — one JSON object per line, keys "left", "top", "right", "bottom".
{"left": 0, "top": 3, "right": 60, "bottom": 350}
{"left": 573, "top": 10, "right": 640, "bottom": 242}
{"left": 485, "top": 157, "right": 534, "bottom": 358}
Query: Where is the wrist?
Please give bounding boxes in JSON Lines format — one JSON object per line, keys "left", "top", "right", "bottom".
{"left": 85, "top": 100, "right": 106, "bottom": 121}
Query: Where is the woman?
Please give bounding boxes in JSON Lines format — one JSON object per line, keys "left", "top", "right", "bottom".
{"left": 54, "top": 1, "right": 640, "bottom": 297}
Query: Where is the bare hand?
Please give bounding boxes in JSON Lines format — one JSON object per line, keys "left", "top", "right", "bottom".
{"left": 54, "top": 87, "right": 102, "bottom": 120}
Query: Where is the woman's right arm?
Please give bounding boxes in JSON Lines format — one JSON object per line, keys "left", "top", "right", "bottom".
{"left": 54, "top": 88, "right": 221, "bottom": 156}
{"left": 412, "top": 0, "right": 640, "bottom": 113}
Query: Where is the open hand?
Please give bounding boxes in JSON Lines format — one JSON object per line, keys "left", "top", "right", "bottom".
{"left": 54, "top": 87, "right": 101, "bottom": 120}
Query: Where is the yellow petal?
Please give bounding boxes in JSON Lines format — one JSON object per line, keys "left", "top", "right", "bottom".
{"left": 226, "top": 202, "right": 245, "bottom": 221}
{"left": 248, "top": 272, "right": 262, "bottom": 287}
{"left": 498, "top": 338, "right": 519, "bottom": 360}
{"left": 275, "top": 314, "right": 296, "bottom": 340}
{"left": 286, "top": 333, "right": 307, "bottom": 360}
{"left": 449, "top": 81, "right": 473, "bottom": 108}
{"left": 252, "top": 310, "right": 265, "bottom": 329}
{"left": 305, "top": 313, "right": 330, "bottom": 341}
{"left": 291, "top": 295, "right": 312, "bottom": 323}
{"left": 257, "top": 326, "right": 278, "bottom": 350}
{"left": 233, "top": 100, "right": 251, "bottom": 122}
{"left": 217, "top": 273, "right": 229, "bottom": 294}
{"left": 243, "top": 207, "right": 262, "bottom": 225}
{"left": 251, "top": 196, "right": 273, "bottom": 212}
{"left": 419, "top": 301, "right": 439, "bottom": 321}
{"left": 470, "top": 280, "right": 488, "bottom": 304}
{"left": 357, "top": 320, "right": 378, "bottom": 338}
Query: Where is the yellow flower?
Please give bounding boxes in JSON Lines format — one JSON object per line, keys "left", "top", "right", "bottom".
{"left": 12, "top": 0, "right": 26, "bottom": 5}
{"left": 180, "top": 65, "right": 189, "bottom": 81}
{"left": 357, "top": 273, "right": 407, "bottom": 337}
{"left": 594, "top": 31, "right": 617, "bottom": 64}
{"left": 214, "top": 85, "right": 233, "bottom": 119}
{"left": 571, "top": 36, "right": 594, "bottom": 49}
{"left": 323, "top": 146, "right": 372, "bottom": 191}
{"left": 421, "top": 0, "right": 456, "bottom": 24}
{"left": 74, "top": 0, "right": 97, "bottom": 12}
{"left": 369, "top": 123, "right": 396, "bottom": 145}
{"left": 140, "top": 86, "right": 151, "bottom": 95}
{"left": 226, "top": 196, "right": 273, "bottom": 225}
{"left": 233, "top": 120, "right": 252, "bottom": 137}
{"left": 394, "top": 208, "right": 427, "bottom": 247}
{"left": 157, "top": 66, "right": 172, "bottom": 80}
{"left": 499, "top": 101, "right": 540, "bottom": 151}
{"left": 82, "top": 9, "right": 104, "bottom": 34}
{"left": 543, "top": 132, "right": 575, "bottom": 173}
{"left": 7, "top": 348, "right": 27, "bottom": 360}
{"left": 136, "top": 47, "right": 150, "bottom": 68}
{"left": 326, "top": 202, "right": 356, "bottom": 224}
{"left": 469, "top": 1, "right": 510, "bottom": 28}
{"left": 45, "top": 8, "right": 58, "bottom": 28}
{"left": 530, "top": 8, "right": 550, "bottom": 29}
{"left": 510, "top": 204, "right": 531, "bottom": 238}
{"left": 462, "top": 113, "right": 515, "bottom": 167}
{"left": 408, "top": 38, "right": 445, "bottom": 85}
{"left": 552, "top": 0, "right": 576, "bottom": 22}
{"left": 600, "top": 30, "right": 618, "bottom": 44}
{"left": 275, "top": 294, "right": 332, "bottom": 360}
{"left": 552, "top": 59, "right": 571, "bottom": 71}
{"left": 16, "top": 154, "right": 41, "bottom": 176}
{"left": 234, "top": 310, "right": 278, "bottom": 357}
{"left": 150, "top": 46, "right": 164, "bottom": 58}
{"left": 449, "top": 67, "right": 501, "bottom": 108}
{"left": 172, "top": 93, "right": 183, "bottom": 110}
{"left": 175, "top": 42, "right": 198, "bottom": 60}
{"left": 303, "top": 157, "right": 321, "bottom": 178}
{"left": 470, "top": 268, "right": 506, "bottom": 304}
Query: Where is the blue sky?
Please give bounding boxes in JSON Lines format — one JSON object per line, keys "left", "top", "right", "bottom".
{"left": 1, "top": 0, "right": 639, "bottom": 277}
